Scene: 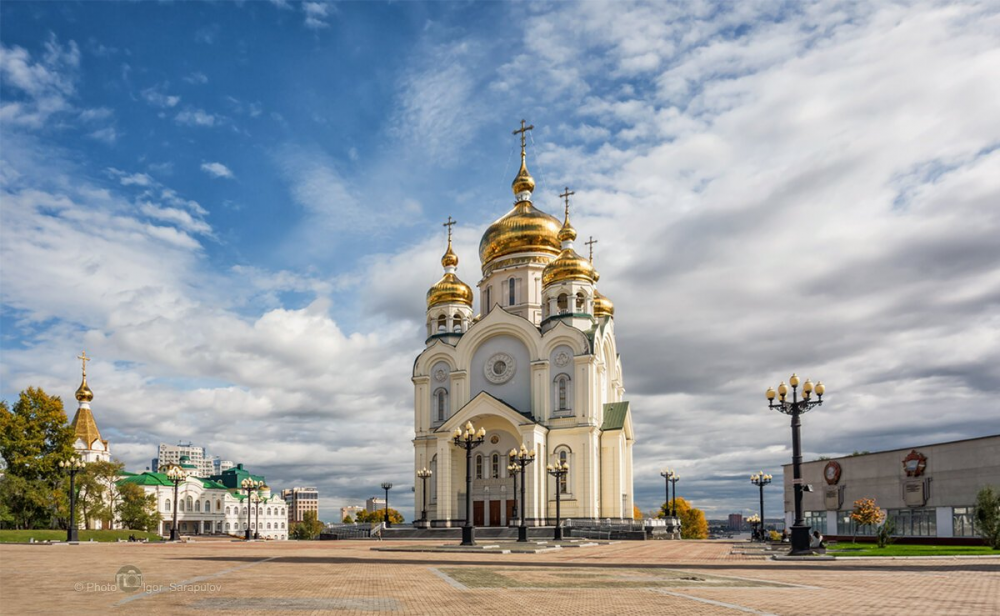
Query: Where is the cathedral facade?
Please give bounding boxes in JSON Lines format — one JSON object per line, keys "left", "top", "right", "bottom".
{"left": 412, "top": 126, "right": 634, "bottom": 527}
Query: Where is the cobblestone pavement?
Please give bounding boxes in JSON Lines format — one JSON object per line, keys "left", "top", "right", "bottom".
{"left": 2, "top": 539, "right": 998, "bottom": 615}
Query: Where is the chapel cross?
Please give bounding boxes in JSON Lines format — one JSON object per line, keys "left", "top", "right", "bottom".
{"left": 559, "top": 187, "right": 575, "bottom": 218}
{"left": 512, "top": 119, "right": 534, "bottom": 152}
{"left": 585, "top": 236, "right": 598, "bottom": 262}
{"left": 443, "top": 216, "right": 456, "bottom": 242}
{"left": 77, "top": 351, "right": 92, "bottom": 376}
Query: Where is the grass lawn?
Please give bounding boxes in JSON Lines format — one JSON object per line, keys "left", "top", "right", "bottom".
{"left": 0, "top": 529, "right": 162, "bottom": 543}
{"left": 830, "top": 542, "right": 997, "bottom": 557}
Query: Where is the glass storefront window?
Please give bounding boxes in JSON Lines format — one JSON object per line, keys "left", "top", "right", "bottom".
{"left": 888, "top": 508, "right": 936, "bottom": 536}
{"left": 953, "top": 507, "right": 978, "bottom": 537}
{"left": 802, "top": 511, "right": 827, "bottom": 533}
{"left": 837, "top": 511, "right": 876, "bottom": 536}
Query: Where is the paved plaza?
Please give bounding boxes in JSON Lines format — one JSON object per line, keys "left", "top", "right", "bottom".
{"left": 1, "top": 539, "right": 998, "bottom": 615}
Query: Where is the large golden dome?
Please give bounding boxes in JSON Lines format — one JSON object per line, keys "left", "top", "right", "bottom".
{"left": 594, "top": 290, "right": 615, "bottom": 318}
{"left": 479, "top": 153, "right": 561, "bottom": 268}
{"left": 427, "top": 241, "right": 473, "bottom": 308}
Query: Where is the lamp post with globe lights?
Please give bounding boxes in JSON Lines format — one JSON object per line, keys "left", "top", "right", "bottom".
{"left": 416, "top": 468, "right": 432, "bottom": 526}
{"left": 508, "top": 443, "right": 536, "bottom": 542}
{"left": 747, "top": 514, "right": 761, "bottom": 540}
{"left": 452, "top": 421, "right": 486, "bottom": 545}
{"left": 668, "top": 472, "right": 680, "bottom": 517}
{"left": 160, "top": 463, "right": 187, "bottom": 541}
{"left": 59, "top": 457, "right": 86, "bottom": 542}
{"left": 659, "top": 469, "right": 672, "bottom": 514}
{"left": 547, "top": 459, "right": 569, "bottom": 541}
{"left": 767, "top": 373, "right": 825, "bottom": 555}
{"left": 751, "top": 471, "right": 773, "bottom": 541}
{"left": 509, "top": 443, "right": 536, "bottom": 542}
{"left": 381, "top": 482, "right": 393, "bottom": 527}
{"left": 241, "top": 477, "right": 262, "bottom": 540}
{"left": 507, "top": 460, "right": 520, "bottom": 525}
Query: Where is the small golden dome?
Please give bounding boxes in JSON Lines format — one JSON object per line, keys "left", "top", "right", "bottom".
{"left": 441, "top": 242, "right": 458, "bottom": 268}
{"left": 542, "top": 248, "right": 597, "bottom": 286}
{"left": 557, "top": 219, "right": 577, "bottom": 243}
{"left": 427, "top": 273, "right": 473, "bottom": 308}
{"left": 594, "top": 290, "right": 615, "bottom": 318}
{"left": 75, "top": 376, "right": 94, "bottom": 402}
{"left": 511, "top": 154, "right": 536, "bottom": 196}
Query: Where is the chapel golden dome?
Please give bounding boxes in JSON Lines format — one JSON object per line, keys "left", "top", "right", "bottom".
{"left": 75, "top": 375, "right": 94, "bottom": 402}
{"left": 542, "top": 214, "right": 597, "bottom": 287}
{"left": 594, "top": 290, "right": 615, "bottom": 318}
{"left": 428, "top": 227, "right": 473, "bottom": 309}
{"left": 479, "top": 204, "right": 563, "bottom": 268}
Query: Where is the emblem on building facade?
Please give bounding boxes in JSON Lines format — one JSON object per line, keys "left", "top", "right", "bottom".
{"left": 902, "top": 450, "right": 927, "bottom": 477}
{"left": 823, "top": 460, "right": 842, "bottom": 485}
{"left": 555, "top": 351, "right": 571, "bottom": 367}
{"left": 484, "top": 353, "right": 516, "bottom": 384}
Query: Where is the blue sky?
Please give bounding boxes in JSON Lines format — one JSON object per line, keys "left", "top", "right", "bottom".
{"left": 2, "top": 1, "right": 999, "bottom": 523}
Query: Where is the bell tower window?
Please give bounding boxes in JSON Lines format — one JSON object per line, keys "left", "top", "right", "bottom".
{"left": 509, "top": 278, "right": 516, "bottom": 305}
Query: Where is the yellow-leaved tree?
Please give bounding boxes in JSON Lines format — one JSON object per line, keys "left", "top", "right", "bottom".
{"left": 659, "top": 497, "right": 708, "bottom": 539}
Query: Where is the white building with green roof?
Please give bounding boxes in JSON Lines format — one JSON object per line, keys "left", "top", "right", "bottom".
{"left": 118, "top": 462, "right": 289, "bottom": 539}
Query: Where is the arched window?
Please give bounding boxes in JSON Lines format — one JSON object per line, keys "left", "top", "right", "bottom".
{"left": 205, "top": 500, "right": 211, "bottom": 512}
{"left": 242, "top": 507, "right": 247, "bottom": 515}
{"left": 475, "top": 454, "right": 483, "bottom": 479}
{"left": 186, "top": 496, "right": 194, "bottom": 511}
{"left": 557, "top": 294, "right": 568, "bottom": 313}
{"left": 282, "top": 522, "right": 286, "bottom": 529}
{"left": 559, "top": 449, "right": 570, "bottom": 494}
{"left": 430, "top": 455, "right": 438, "bottom": 503}
{"left": 165, "top": 499, "right": 171, "bottom": 512}
{"left": 508, "top": 278, "right": 516, "bottom": 305}
{"left": 576, "top": 292, "right": 585, "bottom": 311}
{"left": 435, "top": 389, "right": 448, "bottom": 422}
{"left": 491, "top": 453, "right": 500, "bottom": 479}
{"left": 226, "top": 506, "right": 231, "bottom": 515}
{"left": 554, "top": 375, "right": 571, "bottom": 413}
{"left": 195, "top": 500, "right": 201, "bottom": 512}
{"left": 267, "top": 522, "right": 272, "bottom": 530}
{"left": 437, "top": 314, "right": 447, "bottom": 332}
{"left": 267, "top": 507, "right": 272, "bottom": 515}
{"left": 226, "top": 522, "right": 230, "bottom": 530}
{"left": 485, "top": 287, "right": 492, "bottom": 313}
{"left": 217, "top": 500, "right": 222, "bottom": 511}
{"left": 453, "top": 313, "right": 463, "bottom": 332}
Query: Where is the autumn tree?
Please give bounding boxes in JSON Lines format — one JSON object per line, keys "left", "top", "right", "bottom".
{"left": 355, "top": 508, "right": 404, "bottom": 525}
{"left": 632, "top": 505, "right": 643, "bottom": 520}
{"left": 343, "top": 515, "right": 354, "bottom": 524}
{"left": 850, "top": 497, "right": 886, "bottom": 542}
{"left": 0, "top": 389, "right": 76, "bottom": 529}
{"left": 659, "top": 497, "right": 708, "bottom": 539}
{"left": 290, "top": 510, "right": 325, "bottom": 540}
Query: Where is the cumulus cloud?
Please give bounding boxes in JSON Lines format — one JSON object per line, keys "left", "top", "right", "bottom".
{"left": 200, "top": 161, "right": 234, "bottom": 179}
{"left": 175, "top": 108, "right": 218, "bottom": 127}
{"left": 0, "top": 34, "right": 80, "bottom": 127}
{"left": 140, "top": 85, "right": 180, "bottom": 108}
{"left": 303, "top": 2, "right": 331, "bottom": 29}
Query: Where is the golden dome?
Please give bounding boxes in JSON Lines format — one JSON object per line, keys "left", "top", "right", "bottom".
{"left": 75, "top": 375, "right": 94, "bottom": 402}
{"left": 479, "top": 204, "right": 562, "bottom": 268}
{"left": 594, "top": 290, "right": 615, "bottom": 318}
{"left": 428, "top": 236, "right": 473, "bottom": 309}
{"left": 511, "top": 152, "right": 536, "bottom": 196}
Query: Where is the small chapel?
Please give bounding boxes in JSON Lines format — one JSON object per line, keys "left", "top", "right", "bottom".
{"left": 412, "top": 122, "right": 635, "bottom": 527}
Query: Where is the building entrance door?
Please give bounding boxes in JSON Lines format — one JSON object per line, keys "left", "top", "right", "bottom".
{"left": 490, "top": 500, "right": 501, "bottom": 527}
{"left": 473, "top": 501, "right": 485, "bottom": 526}
{"left": 506, "top": 500, "right": 516, "bottom": 525}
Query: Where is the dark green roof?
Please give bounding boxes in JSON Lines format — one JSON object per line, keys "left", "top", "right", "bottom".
{"left": 117, "top": 472, "right": 173, "bottom": 487}
{"left": 207, "top": 463, "right": 266, "bottom": 489}
{"left": 601, "top": 402, "right": 630, "bottom": 431}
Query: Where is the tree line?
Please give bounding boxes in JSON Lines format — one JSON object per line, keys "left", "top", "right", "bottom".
{"left": 0, "top": 387, "right": 159, "bottom": 532}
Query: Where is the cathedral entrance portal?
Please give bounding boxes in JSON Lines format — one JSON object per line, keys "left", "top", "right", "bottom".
{"left": 473, "top": 501, "right": 485, "bottom": 526}
{"left": 490, "top": 500, "right": 501, "bottom": 527}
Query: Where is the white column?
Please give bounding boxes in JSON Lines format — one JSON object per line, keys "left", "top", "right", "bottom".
{"left": 826, "top": 511, "right": 838, "bottom": 536}
{"left": 436, "top": 438, "right": 453, "bottom": 523}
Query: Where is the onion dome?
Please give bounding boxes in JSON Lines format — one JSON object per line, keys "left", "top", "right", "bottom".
{"left": 541, "top": 205, "right": 597, "bottom": 287}
{"left": 594, "top": 289, "right": 615, "bottom": 318}
{"left": 427, "top": 233, "right": 473, "bottom": 309}
{"left": 75, "top": 375, "right": 94, "bottom": 402}
{"left": 479, "top": 153, "right": 562, "bottom": 268}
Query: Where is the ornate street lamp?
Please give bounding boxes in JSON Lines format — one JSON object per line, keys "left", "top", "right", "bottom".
{"left": 59, "top": 457, "right": 86, "bottom": 542}
{"left": 252, "top": 493, "right": 261, "bottom": 540}
{"left": 241, "top": 477, "right": 262, "bottom": 540}
{"left": 161, "top": 463, "right": 187, "bottom": 541}
{"left": 669, "top": 472, "right": 680, "bottom": 517}
{"left": 381, "top": 482, "right": 393, "bottom": 528}
{"left": 767, "top": 373, "right": 825, "bottom": 555}
{"left": 452, "top": 421, "right": 486, "bottom": 545}
{"left": 547, "top": 459, "right": 569, "bottom": 541}
{"left": 659, "top": 468, "right": 673, "bottom": 517}
{"left": 508, "top": 443, "right": 536, "bottom": 542}
{"left": 747, "top": 513, "right": 761, "bottom": 539}
{"left": 507, "top": 461, "right": 520, "bottom": 526}
{"left": 751, "top": 471, "right": 773, "bottom": 542}
{"left": 416, "top": 468, "right": 432, "bottom": 526}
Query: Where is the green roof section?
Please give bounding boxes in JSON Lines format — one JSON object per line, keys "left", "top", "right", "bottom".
{"left": 207, "top": 463, "right": 266, "bottom": 489}
{"left": 601, "top": 401, "right": 630, "bottom": 431}
{"left": 117, "top": 472, "right": 174, "bottom": 487}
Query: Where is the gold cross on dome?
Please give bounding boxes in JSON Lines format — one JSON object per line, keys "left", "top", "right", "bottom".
{"left": 585, "top": 236, "right": 598, "bottom": 262}
{"left": 77, "top": 351, "right": 92, "bottom": 376}
{"left": 443, "top": 216, "right": 456, "bottom": 242}
{"left": 512, "top": 119, "right": 534, "bottom": 153}
{"left": 558, "top": 187, "right": 575, "bottom": 218}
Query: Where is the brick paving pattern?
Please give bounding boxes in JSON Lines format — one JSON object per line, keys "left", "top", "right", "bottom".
{"left": 1, "top": 539, "right": 997, "bottom": 615}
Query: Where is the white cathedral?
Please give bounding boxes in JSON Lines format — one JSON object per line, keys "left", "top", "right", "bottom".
{"left": 412, "top": 125, "right": 635, "bottom": 527}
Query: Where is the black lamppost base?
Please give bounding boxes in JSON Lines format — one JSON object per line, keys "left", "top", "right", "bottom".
{"left": 517, "top": 526, "right": 528, "bottom": 543}
{"left": 67, "top": 528, "right": 79, "bottom": 542}
{"left": 788, "top": 525, "right": 813, "bottom": 555}
{"left": 169, "top": 529, "right": 178, "bottom": 541}
{"left": 461, "top": 525, "right": 476, "bottom": 546}
{"left": 244, "top": 530, "right": 251, "bottom": 541}
{"left": 554, "top": 526, "right": 563, "bottom": 541}
{"left": 254, "top": 532, "right": 260, "bottom": 540}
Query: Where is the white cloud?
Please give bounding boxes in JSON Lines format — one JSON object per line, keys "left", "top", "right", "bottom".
{"left": 87, "top": 126, "right": 118, "bottom": 144}
{"left": 140, "top": 86, "right": 180, "bottom": 108}
{"left": 183, "top": 71, "right": 208, "bottom": 85}
{"left": 175, "top": 108, "right": 218, "bottom": 127}
{"left": 303, "top": 2, "right": 331, "bottom": 29}
{"left": 200, "top": 161, "right": 235, "bottom": 179}
{"left": 0, "top": 34, "right": 79, "bottom": 127}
